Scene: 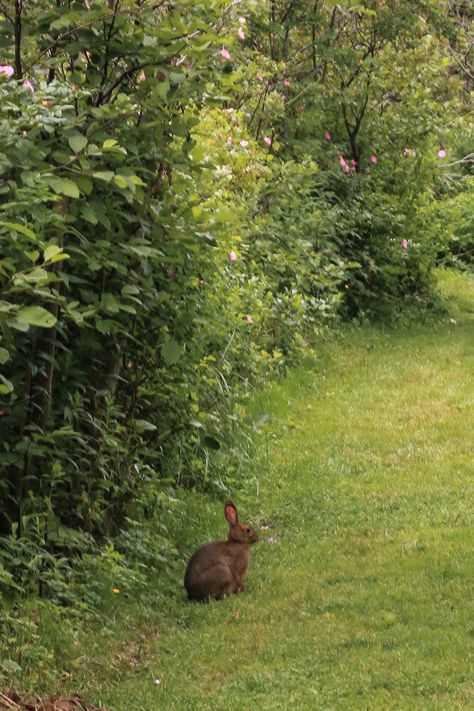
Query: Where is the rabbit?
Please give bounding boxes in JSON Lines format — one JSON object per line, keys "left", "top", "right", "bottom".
{"left": 184, "top": 501, "right": 259, "bottom": 601}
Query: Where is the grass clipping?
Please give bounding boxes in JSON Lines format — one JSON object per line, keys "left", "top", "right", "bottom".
{"left": 0, "top": 692, "right": 110, "bottom": 711}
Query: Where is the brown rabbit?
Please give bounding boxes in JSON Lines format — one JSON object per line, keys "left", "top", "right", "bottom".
{"left": 184, "top": 501, "right": 259, "bottom": 601}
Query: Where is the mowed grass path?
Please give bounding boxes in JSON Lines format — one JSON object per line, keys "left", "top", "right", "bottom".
{"left": 101, "top": 270, "right": 473, "bottom": 711}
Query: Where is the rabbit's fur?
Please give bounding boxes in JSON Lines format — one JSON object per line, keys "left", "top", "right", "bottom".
{"left": 184, "top": 501, "right": 258, "bottom": 601}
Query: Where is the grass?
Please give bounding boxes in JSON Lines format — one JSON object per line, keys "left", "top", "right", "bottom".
{"left": 4, "top": 269, "right": 474, "bottom": 709}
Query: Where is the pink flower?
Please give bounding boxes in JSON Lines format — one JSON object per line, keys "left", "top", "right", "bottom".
{"left": 238, "top": 26, "right": 245, "bottom": 40}
{"left": 324, "top": 131, "right": 331, "bottom": 141}
{"left": 283, "top": 79, "right": 291, "bottom": 87}
{"left": 239, "top": 139, "right": 249, "bottom": 147}
{"left": 239, "top": 17, "right": 246, "bottom": 24}
{"left": 350, "top": 159, "right": 357, "bottom": 172}
{"left": 438, "top": 148, "right": 446, "bottom": 158}
{"left": 370, "top": 154, "right": 377, "bottom": 164}
{"left": 197, "top": 277, "right": 204, "bottom": 286}
{"left": 229, "top": 250, "right": 237, "bottom": 262}
{"left": 226, "top": 136, "right": 233, "bottom": 145}
{"left": 246, "top": 315, "right": 253, "bottom": 324}
{"left": 339, "top": 155, "right": 350, "bottom": 173}
{"left": 401, "top": 239, "right": 408, "bottom": 249}
{"left": 264, "top": 136, "right": 272, "bottom": 146}
{"left": 220, "top": 48, "right": 231, "bottom": 61}
{"left": 0, "top": 65, "right": 14, "bottom": 78}
{"left": 403, "top": 147, "right": 413, "bottom": 156}
{"left": 22, "top": 80, "right": 34, "bottom": 92}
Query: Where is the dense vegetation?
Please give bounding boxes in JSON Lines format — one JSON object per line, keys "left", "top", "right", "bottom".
{"left": 0, "top": 0, "right": 472, "bottom": 686}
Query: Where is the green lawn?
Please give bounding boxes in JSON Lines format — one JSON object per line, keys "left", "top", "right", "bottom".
{"left": 6, "top": 270, "right": 474, "bottom": 710}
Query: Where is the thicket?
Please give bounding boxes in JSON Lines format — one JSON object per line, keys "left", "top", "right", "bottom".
{"left": 0, "top": 0, "right": 472, "bottom": 679}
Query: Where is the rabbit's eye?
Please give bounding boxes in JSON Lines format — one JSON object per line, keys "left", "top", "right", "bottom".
{"left": 245, "top": 527, "right": 251, "bottom": 533}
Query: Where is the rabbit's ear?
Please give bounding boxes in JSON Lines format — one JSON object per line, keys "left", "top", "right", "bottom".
{"left": 224, "top": 501, "right": 238, "bottom": 526}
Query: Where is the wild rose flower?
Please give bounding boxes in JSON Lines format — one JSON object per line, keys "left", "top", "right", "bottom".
{"left": 239, "top": 139, "right": 249, "bottom": 147}
{"left": 339, "top": 155, "right": 350, "bottom": 173}
{"left": 239, "top": 17, "right": 246, "bottom": 24}
{"left": 401, "top": 239, "right": 408, "bottom": 249}
{"left": 350, "top": 159, "right": 357, "bottom": 172}
{"left": 325, "top": 131, "right": 331, "bottom": 141}
{"left": 283, "top": 79, "right": 291, "bottom": 87}
{"left": 229, "top": 250, "right": 237, "bottom": 262}
{"left": 22, "top": 80, "right": 34, "bottom": 92}
{"left": 403, "top": 147, "right": 413, "bottom": 156}
{"left": 0, "top": 65, "right": 14, "bottom": 78}
{"left": 238, "top": 26, "right": 245, "bottom": 40}
{"left": 246, "top": 315, "right": 253, "bottom": 324}
{"left": 220, "top": 48, "right": 231, "bottom": 61}
{"left": 264, "top": 136, "right": 272, "bottom": 146}
{"left": 438, "top": 148, "right": 446, "bottom": 158}
{"left": 226, "top": 136, "right": 233, "bottom": 145}
{"left": 370, "top": 154, "right": 377, "bottom": 164}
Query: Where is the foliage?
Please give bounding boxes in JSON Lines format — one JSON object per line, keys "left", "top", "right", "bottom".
{"left": 0, "top": 0, "right": 472, "bottom": 641}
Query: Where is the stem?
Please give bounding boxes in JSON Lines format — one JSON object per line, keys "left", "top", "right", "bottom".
{"left": 14, "top": 0, "right": 22, "bottom": 79}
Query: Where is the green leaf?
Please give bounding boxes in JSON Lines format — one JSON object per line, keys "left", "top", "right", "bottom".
{"left": 1, "top": 222, "right": 36, "bottom": 240}
{"left": 24, "top": 250, "right": 40, "bottom": 263}
{"left": 93, "top": 171, "right": 115, "bottom": 182}
{"left": 0, "top": 347, "right": 10, "bottom": 364}
{"left": 74, "top": 175, "right": 93, "bottom": 195}
{"left": 81, "top": 205, "right": 98, "bottom": 224}
{"left": 113, "top": 175, "right": 128, "bottom": 189}
{"left": 103, "top": 139, "right": 118, "bottom": 150}
{"left": 43, "top": 244, "right": 63, "bottom": 262}
{"left": 0, "top": 374, "right": 14, "bottom": 393}
{"left": 161, "top": 339, "right": 182, "bottom": 366}
{"left": 68, "top": 134, "right": 88, "bottom": 153}
{"left": 17, "top": 305, "right": 57, "bottom": 328}
{"left": 48, "top": 177, "right": 80, "bottom": 199}
{"left": 130, "top": 419, "right": 157, "bottom": 432}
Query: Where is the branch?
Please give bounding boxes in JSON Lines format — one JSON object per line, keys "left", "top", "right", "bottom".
{"left": 0, "top": 3, "right": 14, "bottom": 24}
{"left": 28, "top": 0, "right": 168, "bottom": 70}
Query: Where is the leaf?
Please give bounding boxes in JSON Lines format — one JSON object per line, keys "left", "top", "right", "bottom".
{"left": 103, "top": 139, "right": 118, "bottom": 150}
{"left": 0, "top": 374, "right": 14, "bottom": 392}
{"left": 24, "top": 250, "right": 40, "bottom": 263}
{"left": 81, "top": 204, "right": 98, "bottom": 224}
{"left": 1, "top": 222, "right": 36, "bottom": 240}
{"left": 74, "top": 175, "right": 93, "bottom": 195}
{"left": 130, "top": 419, "right": 157, "bottom": 432}
{"left": 0, "top": 347, "right": 10, "bottom": 364}
{"left": 17, "top": 305, "right": 57, "bottom": 328}
{"left": 161, "top": 339, "right": 182, "bottom": 366}
{"left": 68, "top": 134, "right": 88, "bottom": 153}
{"left": 44, "top": 244, "right": 63, "bottom": 262}
{"left": 48, "top": 177, "right": 80, "bottom": 199}
{"left": 113, "top": 175, "right": 129, "bottom": 189}
{"left": 93, "top": 171, "right": 115, "bottom": 182}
